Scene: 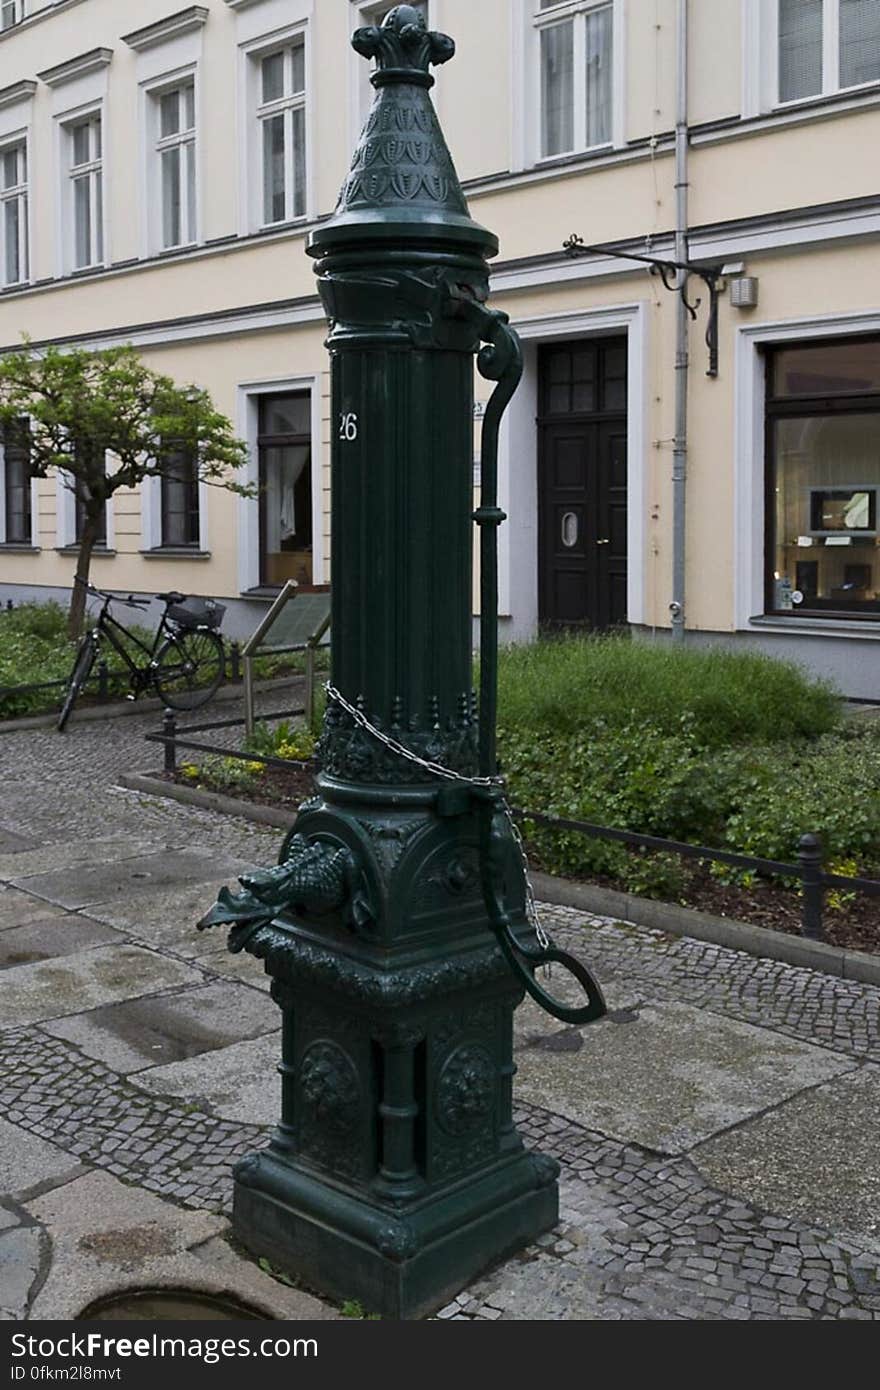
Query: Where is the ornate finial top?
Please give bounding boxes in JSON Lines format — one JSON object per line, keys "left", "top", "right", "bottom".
{"left": 352, "top": 5, "right": 454, "bottom": 88}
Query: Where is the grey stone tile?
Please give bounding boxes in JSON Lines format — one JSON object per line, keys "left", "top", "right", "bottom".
{"left": 0, "top": 916, "right": 123, "bottom": 970}
{"left": 133, "top": 1034, "right": 281, "bottom": 1124}
{"left": 0, "top": 1224, "right": 44, "bottom": 1318}
{"left": 693, "top": 1065, "right": 880, "bottom": 1251}
{"left": 514, "top": 1000, "right": 855, "bottom": 1155}
{"left": 14, "top": 851, "right": 249, "bottom": 913}
{"left": 0, "top": 887, "right": 68, "bottom": 933}
{"left": 0, "top": 1119, "right": 80, "bottom": 1198}
{"left": 44, "top": 981, "right": 278, "bottom": 1073}
{"left": 0, "top": 944, "right": 206, "bottom": 1028}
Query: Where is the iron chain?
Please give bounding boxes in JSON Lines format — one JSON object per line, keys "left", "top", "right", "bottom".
{"left": 325, "top": 684, "right": 551, "bottom": 951}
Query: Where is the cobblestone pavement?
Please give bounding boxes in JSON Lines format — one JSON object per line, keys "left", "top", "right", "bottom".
{"left": 1, "top": 702, "right": 879, "bottom": 1320}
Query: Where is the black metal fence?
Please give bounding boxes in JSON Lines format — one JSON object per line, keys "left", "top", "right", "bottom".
{"left": 146, "top": 705, "right": 310, "bottom": 777}
{"left": 513, "top": 807, "right": 880, "bottom": 945}
{"left": 149, "top": 709, "right": 880, "bottom": 946}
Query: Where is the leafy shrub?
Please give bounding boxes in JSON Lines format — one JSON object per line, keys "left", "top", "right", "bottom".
{"left": 494, "top": 635, "right": 840, "bottom": 749}
{"left": 187, "top": 755, "right": 264, "bottom": 792}
{"left": 0, "top": 601, "right": 155, "bottom": 718}
{"left": 246, "top": 718, "right": 316, "bottom": 762}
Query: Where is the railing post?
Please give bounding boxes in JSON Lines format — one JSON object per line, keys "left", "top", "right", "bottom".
{"left": 230, "top": 641, "right": 241, "bottom": 682}
{"left": 97, "top": 659, "right": 109, "bottom": 701}
{"left": 798, "top": 832, "right": 824, "bottom": 941}
{"left": 162, "top": 708, "right": 177, "bottom": 775}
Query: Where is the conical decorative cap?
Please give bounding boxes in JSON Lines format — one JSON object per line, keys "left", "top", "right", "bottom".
{"left": 308, "top": 5, "right": 496, "bottom": 257}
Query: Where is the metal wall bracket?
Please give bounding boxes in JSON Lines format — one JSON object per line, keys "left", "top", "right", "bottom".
{"left": 563, "top": 234, "right": 723, "bottom": 378}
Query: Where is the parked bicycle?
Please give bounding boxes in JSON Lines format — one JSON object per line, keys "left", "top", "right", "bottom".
{"left": 57, "top": 580, "right": 227, "bottom": 732}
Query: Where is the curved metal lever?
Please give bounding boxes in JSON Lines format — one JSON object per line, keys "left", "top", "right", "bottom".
{"left": 478, "top": 796, "right": 607, "bottom": 1026}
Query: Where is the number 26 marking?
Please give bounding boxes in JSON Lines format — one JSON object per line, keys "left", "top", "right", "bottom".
{"left": 339, "top": 412, "right": 358, "bottom": 441}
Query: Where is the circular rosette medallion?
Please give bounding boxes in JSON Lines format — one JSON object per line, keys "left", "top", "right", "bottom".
{"left": 299, "top": 1040, "right": 361, "bottom": 1136}
{"left": 435, "top": 1043, "right": 496, "bottom": 1136}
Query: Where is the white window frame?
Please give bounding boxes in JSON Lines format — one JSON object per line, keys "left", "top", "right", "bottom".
{"left": 744, "top": 0, "right": 880, "bottom": 117}
{"left": 140, "top": 67, "right": 200, "bottom": 255}
{"left": 0, "top": 134, "right": 28, "bottom": 287}
{"left": 256, "top": 39, "right": 307, "bottom": 229}
{"left": 140, "top": 467, "right": 208, "bottom": 553}
{"left": 1, "top": 2, "right": 23, "bottom": 33}
{"left": 0, "top": 420, "right": 39, "bottom": 548}
{"left": 155, "top": 78, "right": 197, "bottom": 251}
{"left": 55, "top": 465, "right": 115, "bottom": 552}
{"left": 514, "top": 0, "right": 624, "bottom": 172}
{"left": 735, "top": 309, "right": 880, "bottom": 631}
{"left": 235, "top": 375, "right": 324, "bottom": 593}
{"left": 238, "top": 21, "right": 312, "bottom": 237}
{"left": 63, "top": 107, "right": 104, "bottom": 272}
{"left": 349, "top": 0, "right": 432, "bottom": 145}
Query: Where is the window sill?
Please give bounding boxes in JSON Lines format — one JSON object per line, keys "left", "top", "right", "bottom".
{"left": 0, "top": 543, "right": 39, "bottom": 552}
{"left": 241, "top": 586, "right": 283, "bottom": 600}
{"left": 55, "top": 546, "right": 116, "bottom": 557}
{"left": 772, "top": 82, "right": 880, "bottom": 117}
{"left": 749, "top": 614, "right": 880, "bottom": 637}
{"left": 140, "top": 548, "right": 211, "bottom": 559}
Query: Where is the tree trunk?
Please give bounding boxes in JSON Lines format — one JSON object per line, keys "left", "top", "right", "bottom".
{"left": 67, "top": 517, "right": 100, "bottom": 640}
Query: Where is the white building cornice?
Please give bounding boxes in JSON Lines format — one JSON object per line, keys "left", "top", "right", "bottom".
{"left": 122, "top": 7, "right": 210, "bottom": 54}
{"left": 37, "top": 49, "right": 113, "bottom": 89}
{"left": 0, "top": 80, "right": 37, "bottom": 111}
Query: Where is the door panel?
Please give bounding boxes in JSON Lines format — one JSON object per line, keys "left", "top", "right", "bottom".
{"left": 537, "top": 339, "right": 627, "bottom": 631}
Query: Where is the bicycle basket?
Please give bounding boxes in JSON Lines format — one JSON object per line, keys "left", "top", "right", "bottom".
{"left": 166, "top": 597, "right": 225, "bottom": 631}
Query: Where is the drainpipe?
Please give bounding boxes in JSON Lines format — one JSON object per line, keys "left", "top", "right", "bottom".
{"left": 670, "top": 0, "right": 689, "bottom": 643}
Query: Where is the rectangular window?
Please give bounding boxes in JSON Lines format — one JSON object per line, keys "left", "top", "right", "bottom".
{"left": 778, "top": 0, "right": 880, "bottom": 103}
{"left": 2, "top": 418, "right": 31, "bottom": 545}
{"left": 1, "top": 2, "right": 23, "bottom": 32}
{"left": 155, "top": 81, "right": 196, "bottom": 249}
{"left": 160, "top": 448, "right": 200, "bottom": 548}
{"left": 258, "top": 393, "right": 312, "bottom": 587}
{"left": 537, "top": 2, "right": 613, "bottom": 159}
{"left": 766, "top": 337, "right": 880, "bottom": 618}
{"left": 257, "top": 42, "right": 306, "bottom": 226}
{"left": 74, "top": 445, "right": 107, "bottom": 546}
{"left": 68, "top": 114, "right": 103, "bottom": 270}
{"left": 0, "top": 140, "right": 28, "bottom": 287}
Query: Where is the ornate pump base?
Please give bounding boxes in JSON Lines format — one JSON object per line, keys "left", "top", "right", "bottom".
{"left": 199, "top": 776, "right": 561, "bottom": 1319}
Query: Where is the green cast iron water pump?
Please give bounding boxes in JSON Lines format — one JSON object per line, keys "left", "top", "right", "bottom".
{"left": 198, "top": 3, "right": 605, "bottom": 1319}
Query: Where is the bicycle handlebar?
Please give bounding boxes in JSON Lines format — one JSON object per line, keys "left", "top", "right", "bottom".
{"left": 74, "top": 577, "right": 150, "bottom": 610}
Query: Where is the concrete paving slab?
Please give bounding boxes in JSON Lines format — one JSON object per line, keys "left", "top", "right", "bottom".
{"left": 0, "top": 1118, "right": 81, "bottom": 1198}
{"left": 0, "top": 827, "right": 38, "bottom": 854}
{"left": 133, "top": 1034, "right": 281, "bottom": 1124}
{"left": 0, "top": 1224, "right": 44, "bottom": 1319}
{"left": 13, "top": 851, "right": 249, "bottom": 912}
{"left": 190, "top": 1236, "right": 339, "bottom": 1320}
{"left": 43, "top": 981, "right": 279, "bottom": 1073}
{"left": 197, "top": 941, "right": 271, "bottom": 990}
{"left": 0, "top": 944, "right": 206, "bottom": 1028}
{"left": 23, "top": 1167, "right": 335, "bottom": 1320}
{"left": 0, "top": 887, "right": 69, "bottom": 932}
{"left": 514, "top": 972, "right": 643, "bottom": 1049}
{"left": 87, "top": 880, "right": 246, "bottom": 953}
{"left": 693, "top": 1064, "right": 880, "bottom": 1250}
{"left": 0, "top": 836, "right": 165, "bottom": 885}
{"left": 0, "top": 916, "right": 123, "bottom": 969}
{"left": 25, "top": 1170, "right": 227, "bottom": 1320}
{"left": 514, "top": 1000, "right": 855, "bottom": 1155}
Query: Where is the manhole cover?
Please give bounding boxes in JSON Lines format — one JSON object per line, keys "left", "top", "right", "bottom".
{"left": 79, "top": 1290, "right": 267, "bottom": 1321}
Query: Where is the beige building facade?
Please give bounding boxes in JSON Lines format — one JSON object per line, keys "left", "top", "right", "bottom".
{"left": 0, "top": 0, "right": 879, "bottom": 696}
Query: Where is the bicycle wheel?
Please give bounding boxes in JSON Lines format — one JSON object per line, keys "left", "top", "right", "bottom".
{"left": 153, "top": 628, "right": 225, "bottom": 710}
{"left": 57, "top": 637, "right": 96, "bottom": 732}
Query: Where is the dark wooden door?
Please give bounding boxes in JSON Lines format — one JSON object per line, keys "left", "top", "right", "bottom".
{"left": 538, "top": 338, "right": 628, "bottom": 630}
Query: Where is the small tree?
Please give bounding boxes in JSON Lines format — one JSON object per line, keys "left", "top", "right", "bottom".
{"left": 0, "top": 343, "right": 252, "bottom": 638}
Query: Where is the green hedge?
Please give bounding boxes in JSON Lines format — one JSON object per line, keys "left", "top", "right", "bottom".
{"left": 495, "top": 634, "right": 840, "bottom": 748}
{"left": 494, "top": 637, "right": 879, "bottom": 897}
